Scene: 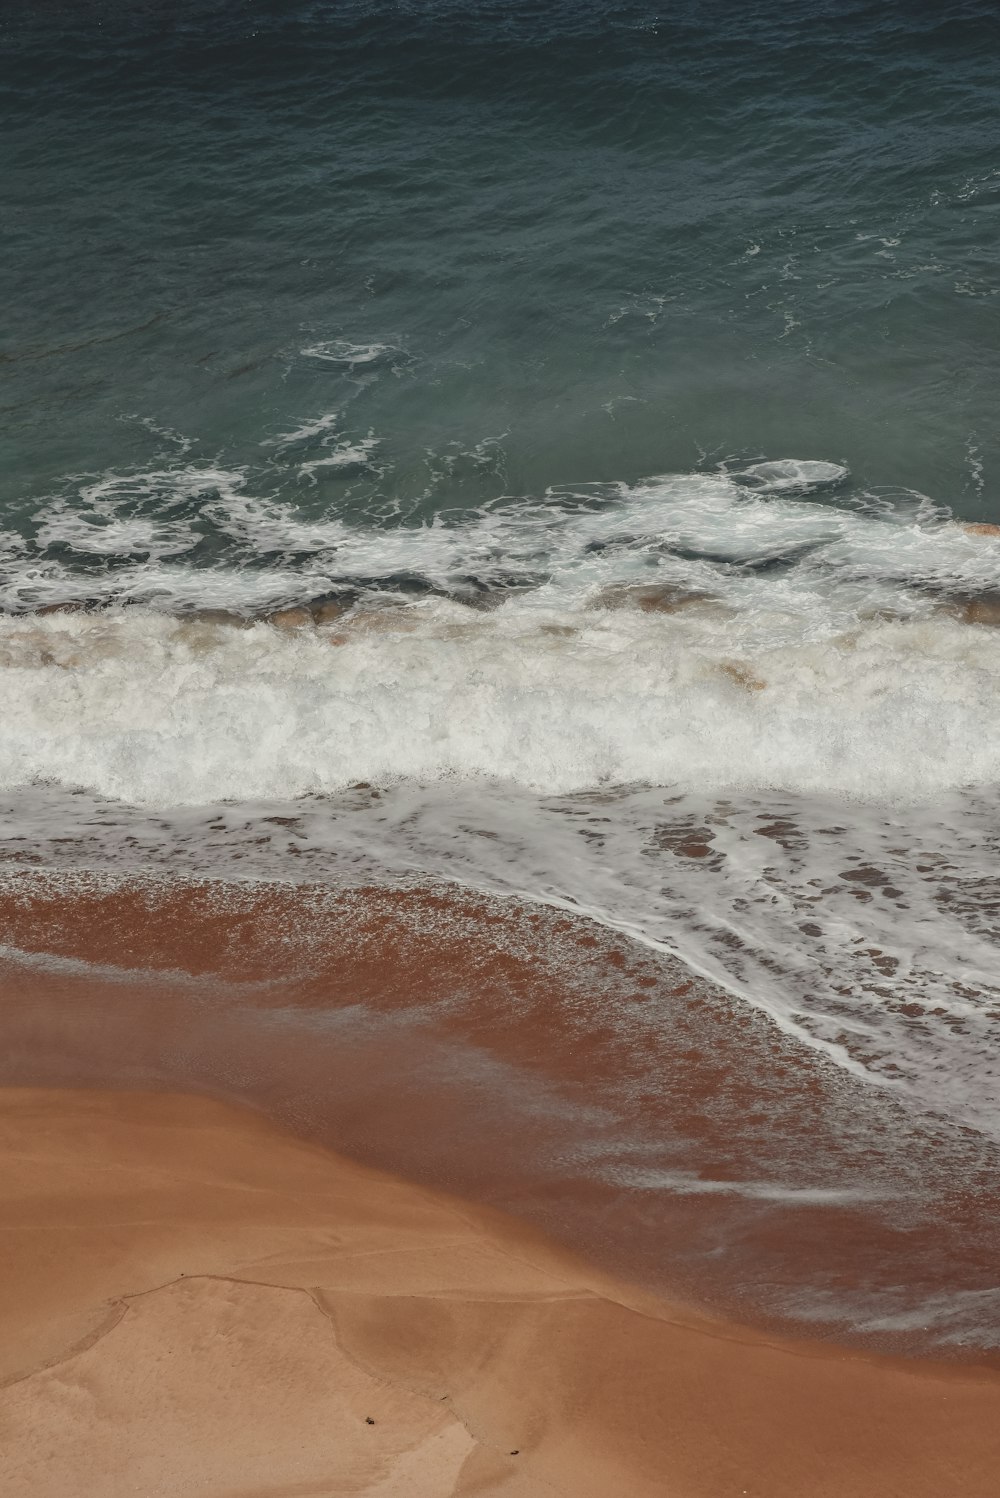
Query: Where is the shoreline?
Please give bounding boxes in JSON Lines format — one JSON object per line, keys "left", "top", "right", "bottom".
{"left": 5, "top": 1084, "right": 1000, "bottom": 1497}
{"left": 3, "top": 869, "right": 1000, "bottom": 1363}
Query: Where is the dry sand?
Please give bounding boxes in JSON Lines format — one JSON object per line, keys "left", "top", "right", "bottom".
{"left": 4, "top": 1086, "right": 1000, "bottom": 1498}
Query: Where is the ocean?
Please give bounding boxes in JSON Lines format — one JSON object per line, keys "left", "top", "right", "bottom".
{"left": 3, "top": 0, "right": 1000, "bottom": 1356}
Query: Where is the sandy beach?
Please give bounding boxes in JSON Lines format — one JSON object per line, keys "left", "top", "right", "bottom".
{"left": 4, "top": 1085, "right": 1000, "bottom": 1498}
{"left": 3, "top": 872, "right": 1000, "bottom": 1355}
{"left": 2, "top": 874, "right": 1000, "bottom": 1493}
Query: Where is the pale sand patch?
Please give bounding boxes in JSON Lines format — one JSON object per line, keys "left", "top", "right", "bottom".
{"left": 3, "top": 1087, "right": 1000, "bottom": 1498}
{"left": 4, "top": 1277, "right": 474, "bottom": 1498}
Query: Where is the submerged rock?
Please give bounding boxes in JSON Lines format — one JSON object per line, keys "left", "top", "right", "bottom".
{"left": 960, "top": 596, "right": 1000, "bottom": 628}
{"left": 34, "top": 601, "right": 89, "bottom": 617}
{"left": 187, "top": 609, "right": 253, "bottom": 629}
{"left": 266, "top": 606, "right": 315, "bottom": 631}
{"left": 594, "top": 584, "right": 719, "bottom": 614}
{"left": 719, "top": 661, "right": 767, "bottom": 692}
{"left": 312, "top": 599, "right": 348, "bottom": 625}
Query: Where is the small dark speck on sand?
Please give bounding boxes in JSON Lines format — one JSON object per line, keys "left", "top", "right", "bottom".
{"left": 365, "top": 1417, "right": 375, "bottom": 1425}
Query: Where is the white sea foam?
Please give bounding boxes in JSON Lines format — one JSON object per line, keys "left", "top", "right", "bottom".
{"left": 31, "top": 465, "right": 249, "bottom": 561}
{"left": 784, "top": 1286, "right": 1000, "bottom": 1346}
{"left": 11, "top": 462, "right": 1000, "bottom": 615}
{"left": 3, "top": 772, "right": 1000, "bottom": 1143}
{"left": 34, "top": 512, "right": 196, "bottom": 559}
{"left": 4, "top": 466, "right": 1000, "bottom": 777}
{"left": 299, "top": 339, "right": 400, "bottom": 367}
{"left": 4, "top": 462, "right": 1000, "bottom": 1133}
{"left": 263, "top": 410, "right": 343, "bottom": 446}
{"left": 604, "top": 1167, "right": 893, "bottom": 1203}
{"left": 298, "top": 436, "right": 381, "bottom": 481}
{"left": 739, "top": 459, "right": 848, "bottom": 491}
{"left": 263, "top": 410, "right": 383, "bottom": 479}
{"left": 3, "top": 599, "right": 1000, "bottom": 802}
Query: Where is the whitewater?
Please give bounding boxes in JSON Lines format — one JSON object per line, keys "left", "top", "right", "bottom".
{"left": 3, "top": 459, "right": 1000, "bottom": 800}
{"left": 3, "top": 459, "right": 1000, "bottom": 1142}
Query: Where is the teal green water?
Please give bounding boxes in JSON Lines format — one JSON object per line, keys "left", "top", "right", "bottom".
{"left": 2, "top": 0, "right": 998, "bottom": 598}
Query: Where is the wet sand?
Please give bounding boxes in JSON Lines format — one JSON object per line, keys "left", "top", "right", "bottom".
{"left": 2, "top": 872, "right": 1000, "bottom": 1357}
{"left": 4, "top": 1085, "right": 1000, "bottom": 1498}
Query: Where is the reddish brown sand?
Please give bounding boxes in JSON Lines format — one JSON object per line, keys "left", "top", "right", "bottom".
{"left": 3, "top": 1086, "right": 1000, "bottom": 1498}
{"left": 2, "top": 872, "right": 1000, "bottom": 1358}
{"left": 3, "top": 871, "right": 1000, "bottom": 1494}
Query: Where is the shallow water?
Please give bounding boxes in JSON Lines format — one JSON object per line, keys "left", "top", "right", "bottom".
{"left": 5, "top": 874, "right": 1000, "bottom": 1359}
